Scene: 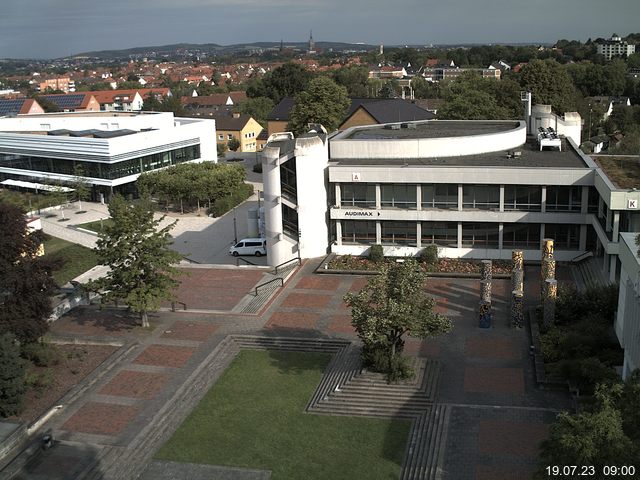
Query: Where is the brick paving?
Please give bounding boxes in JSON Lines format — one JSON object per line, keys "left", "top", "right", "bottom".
{"left": 99, "top": 370, "right": 171, "bottom": 399}
{"left": 133, "top": 345, "right": 197, "bottom": 368}
{"left": 25, "top": 260, "right": 576, "bottom": 480}
{"left": 61, "top": 402, "right": 140, "bottom": 436}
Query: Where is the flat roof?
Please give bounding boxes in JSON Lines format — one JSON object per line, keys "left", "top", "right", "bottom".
{"left": 331, "top": 137, "right": 589, "bottom": 169}
{"left": 344, "top": 120, "right": 520, "bottom": 140}
{"left": 593, "top": 155, "right": 640, "bottom": 189}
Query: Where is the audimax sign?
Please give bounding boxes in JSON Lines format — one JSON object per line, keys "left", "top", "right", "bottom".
{"left": 344, "top": 211, "right": 381, "bottom": 217}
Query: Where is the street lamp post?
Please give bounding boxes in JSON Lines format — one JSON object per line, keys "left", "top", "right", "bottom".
{"left": 233, "top": 207, "right": 238, "bottom": 245}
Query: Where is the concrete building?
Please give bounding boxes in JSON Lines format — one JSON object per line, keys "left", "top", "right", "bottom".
{"left": 212, "top": 113, "right": 263, "bottom": 153}
{"left": 615, "top": 233, "right": 640, "bottom": 379}
{"left": 596, "top": 34, "right": 636, "bottom": 61}
{"left": 0, "top": 111, "right": 216, "bottom": 200}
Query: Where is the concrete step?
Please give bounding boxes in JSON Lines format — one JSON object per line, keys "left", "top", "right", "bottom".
{"left": 329, "top": 387, "right": 434, "bottom": 403}
{"left": 309, "top": 403, "right": 423, "bottom": 419}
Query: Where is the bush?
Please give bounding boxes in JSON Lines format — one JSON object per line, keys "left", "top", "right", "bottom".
{"left": 558, "top": 357, "right": 619, "bottom": 395}
{"left": 555, "top": 284, "right": 619, "bottom": 325}
{"left": 362, "top": 344, "right": 414, "bottom": 383}
{"left": 369, "top": 244, "right": 384, "bottom": 263}
{"left": 22, "top": 342, "right": 62, "bottom": 367}
{"left": 419, "top": 245, "right": 438, "bottom": 265}
{"left": 0, "top": 334, "right": 26, "bottom": 417}
{"left": 252, "top": 163, "right": 263, "bottom": 173}
{"left": 207, "top": 183, "right": 254, "bottom": 217}
{"left": 25, "top": 370, "right": 54, "bottom": 399}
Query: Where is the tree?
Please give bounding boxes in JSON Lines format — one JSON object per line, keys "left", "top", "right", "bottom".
{"left": 0, "top": 202, "right": 55, "bottom": 344}
{"left": 88, "top": 195, "right": 182, "bottom": 327}
{"left": 72, "top": 165, "right": 91, "bottom": 211}
{"left": 519, "top": 59, "right": 577, "bottom": 113}
{"left": 260, "top": 63, "right": 314, "bottom": 104}
{"left": 288, "top": 77, "right": 350, "bottom": 134}
{"left": 237, "top": 96, "right": 275, "bottom": 127}
{"left": 333, "top": 65, "right": 370, "bottom": 97}
{"left": 227, "top": 137, "right": 240, "bottom": 152}
{"left": 344, "top": 259, "right": 452, "bottom": 378}
{"left": 0, "top": 333, "right": 26, "bottom": 418}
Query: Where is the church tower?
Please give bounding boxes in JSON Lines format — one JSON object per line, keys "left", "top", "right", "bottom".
{"left": 308, "top": 30, "right": 316, "bottom": 54}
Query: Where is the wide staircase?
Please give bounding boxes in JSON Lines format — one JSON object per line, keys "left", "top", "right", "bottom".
{"left": 573, "top": 256, "right": 610, "bottom": 291}
{"left": 233, "top": 259, "right": 300, "bottom": 314}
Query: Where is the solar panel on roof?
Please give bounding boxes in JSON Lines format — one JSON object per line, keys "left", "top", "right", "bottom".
{"left": 0, "top": 99, "right": 27, "bottom": 116}
{"left": 42, "top": 94, "right": 85, "bottom": 109}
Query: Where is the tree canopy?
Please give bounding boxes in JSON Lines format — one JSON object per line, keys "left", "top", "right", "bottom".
{"left": 0, "top": 202, "right": 56, "bottom": 344}
{"left": 247, "top": 63, "right": 314, "bottom": 104}
{"left": 287, "top": 76, "right": 350, "bottom": 134}
{"left": 89, "top": 195, "right": 182, "bottom": 327}
{"left": 519, "top": 59, "right": 578, "bottom": 113}
{"left": 0, "top": 333, "right": 26, "bottom": 418}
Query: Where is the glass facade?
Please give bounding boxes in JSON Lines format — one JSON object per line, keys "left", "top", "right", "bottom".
{"left": 545, "top": 224, "right": 580, "bottom": 249}
{"left": 504, "top": 185, "right": 541, "bottom": 211}
{"left": 502, "top": 223, "right": 540, "bottom": 248}
{"left": 381, "top": 184, "right": 417, "bottom": 209}
{"left": 421, "top": 222, "right": 458, "bottom": 247}
{"left": 282, "top": 204, "right": 298, "bottom": 239}
{"left": 546, "top": 186, "right": 581, "bottom": 212}
{"left": 381, "top": 221, "right": 416, "bottom": 245}
{"left": 341, "top": 183, "right": 376, "bottom": 208}
{"left": 0, "top": 145, "right": 200, "bottom": 180}
{"left": 280, "top": 157, "right": 297, "bottom": 202}
{"left": 422, "top": 184, "right": 457, "bottom": 209}
{"left": 462, "top": 223, "right": 500, "bottom": 247}
{"left": 463, "top": 185, "right": 500, "bottom": 210}
{"left": 342, "top": 220, "right": 376, "bottom": 244}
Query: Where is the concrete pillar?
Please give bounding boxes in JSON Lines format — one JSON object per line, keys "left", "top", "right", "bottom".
{"left": 375, "top": 184, "right": 381, "bottom": 210}
{"left": 542, "top": 238, "right": 554, "bottom": 261}
{"left": 498, "top": 223, "right": 504, "bottom": 251}
{"left": 416, "top": 222, "right": 422, "bottom": 248}
{"left": 480, "top": 280, "right": 492, "bottom": 303}
{"left": 512, "top": 250, "right": 524, "bottom": 270}
{"left": 581, "top": 185, "right": 589, "bottom": 214}
{"left": 416, "top": 184, "right": 422, "bottom": 211}
{"left": 262, "top": 148, "right": 286, "bottom": 266}
{"left": 478, "top": 300, "right": 492, "bottom": 328}
{"left": 606, "top": 206, "right": 612, "bottom": 232}
{"left": 512, "top": 267, "right": 524, "bottom": 292}
{"left": 376, "top": 221, "right": 381, "bottom": 244}
{"left": 335, "top": 183, "right": 341, "bottom": 207}
{"left": 541, "top": 186, "right": 547, "bottom": 213}
{"left": 612, "top": 211, "right": 620, "bottom": 240}
{"left": 579, "top": 224, "right": 587, "bottom": 251}
{"left": 539, "top": 224, "right": 545, "bottom": 249}
{"left": 457, "top": 222, "right": 463, "bottom": 249}
{"left": 458, "top": 184, "right": 463, "bottom": 211}
{"left": 610, "top": 255, "right": 617, "bottom": 283}
{"left": 499, "top": 185, "right": 505, "bottom": 213}
{"left": 481, "top": 260, "right": 492, "bottom": 281}
{"left": 335, "top": 221, "right": 342, "bottom": 246}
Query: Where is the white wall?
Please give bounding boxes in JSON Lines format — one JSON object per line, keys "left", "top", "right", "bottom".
{"left": 616, "top": 233, "right": 640, "bottom": 379}
{"left": 530, "top": 105, "right": 582, "bottom": 145}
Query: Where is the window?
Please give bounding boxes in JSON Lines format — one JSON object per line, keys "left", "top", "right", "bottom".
{"left": 502, "top": 223, "right": 540, "bottom": 248}
{"left": 341, "top": 183, "right": 376, "bottom": 208}
{"left": 422, "top": 184, "right": 457, "bottom": 209}
{"left": 381, "top": 184, "right": 417, "bottom": 209}
{"left": 461, "top": 223, "right": 499, "bottom": 247}
{"left": 381, "top": 221, "right": 417, "bottom": 245}
{"left": 546, "top": 186, "right": 581, "bottom": 212}
{"left": 544, "top": 224, "right": 580, "bottom": 250}
{"left": 421, "top": 222, "right": 457, "bottom": 247}
{"left": 218, "top": 134, "right": 223, "bottom": 140}
{"left": 504, "top": 186, "right": 541, "bottom": 211}
{"left": 227, "top": 134, "right": 233, "bottom": 140}
{"left": 342, "top": 220, "right": 376, "bottom": 244}
{"left": 463, "top": 185, "right": 500, "bottom": 210}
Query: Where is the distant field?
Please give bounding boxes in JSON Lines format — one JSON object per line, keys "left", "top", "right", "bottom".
{"left": 156, "top": 350, "right": 410, "bottom": 480}
{"left": 43, "top": 236, "right": 99, "bottom": 285}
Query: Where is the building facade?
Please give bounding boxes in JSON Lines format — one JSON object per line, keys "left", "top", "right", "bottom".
{"left": 0, "top": 111, "right": 216, "bottom": 199}
{"left": 615, "top": 233, "right": 640, "bottom": 379}
{"left": 596, "top": 34, "right": 636, "bottom": 60}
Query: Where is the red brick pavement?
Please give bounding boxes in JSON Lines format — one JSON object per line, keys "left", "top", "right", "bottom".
{"left": 464, "top": 366, "right": 525, "bottom": 394}
{"left": 281, "top": 292, "right": 333, "bottom": 309}
{"left": 51, "top": 306, "right": 145, "bottom": 337}
{"left": 161, "top": 320, "right": 218, "bottom": 342}
{"left": 476, "top": 466, "right": 535, "bottom": 480}
{"left": 170, "top": 268, "right": 264, "bottom": 310}
{"left": 296, "top": 276, "right": 342, "bottom": 291}
{"left": 133, "top": 345, "right": 196, "bottom": 368}
{"left": 348, "top": 277, "right": 369, "bottom": 293}
{"left": 266, "top": 311, "right": 320, "bottom": 330}
{"left": 478, "top": 420, "right": 549, "bottom": 456}
{"left": 62, "top": 402, "right": 140, "bottom": 436}
{"left": 99, "top": 370, "right": 170, "bottom": 399}
{"left": 326, "top": 314, "right": 356, "bottom": 335}
{"left": 465, "top": 336, "right": 521, "bottom": 360}
{"left": 404, "top": 339, "right": 442, "bottom": 358}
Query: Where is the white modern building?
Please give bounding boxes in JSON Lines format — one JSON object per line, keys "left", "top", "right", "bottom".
{"left": 0, "top": 111, "right": 216, "bottom": 199}
{"left": 615, "top": 233, "right": 640, "bottom": 379}
{"left": 261, "top": 110, "right": 640, "bottom": 287}
{"left": 596, "top": 34, "right": 636, "bottom": 61}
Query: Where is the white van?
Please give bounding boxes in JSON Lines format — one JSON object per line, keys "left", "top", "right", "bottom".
{"left": 229, "top": 238, "right": 266, "bottom": 257}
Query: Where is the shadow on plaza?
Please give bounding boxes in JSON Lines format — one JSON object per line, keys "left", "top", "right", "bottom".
{"left": 8, "top": 438, "right": 102, "bottom": 480}
{"left": 55, "top": 304, "right": 158, "bottom": 335}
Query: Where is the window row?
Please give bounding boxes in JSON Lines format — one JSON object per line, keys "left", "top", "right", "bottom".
{"left": 340, "top": 221, "right": 580, "bottom": 249}
{"left": 339, "top": 183, "right": 591, "bottom": 212}
{"left": 0, "top": 145, "right": 200, "bottom": 180}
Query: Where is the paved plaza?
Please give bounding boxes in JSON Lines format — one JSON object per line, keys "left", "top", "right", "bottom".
{"left": 5, "top": 259, "right": 572, "bottom": 480}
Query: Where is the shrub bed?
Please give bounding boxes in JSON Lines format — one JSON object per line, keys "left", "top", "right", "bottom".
{"left": 327, "top": 254, "right": 511, "bottom": 274}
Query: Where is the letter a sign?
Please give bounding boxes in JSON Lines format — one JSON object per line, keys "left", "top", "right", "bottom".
{"left": 352, "top": 172, "right": 361, "bottom": 182}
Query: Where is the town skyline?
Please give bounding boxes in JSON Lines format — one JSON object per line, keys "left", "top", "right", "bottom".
{"left": 1, "top": 0, "right": 639, "bottom": 59}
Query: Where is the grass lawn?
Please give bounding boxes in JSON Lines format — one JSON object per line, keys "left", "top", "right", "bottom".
{"left": 43, "top": 236, "right": 99, "bottom": 285}
{"left": 594, "top": 156, "right": 640, "bottom": 189}
{"left": 76, "top": 218, "right": 113, "bottom": 233}
{"left": 156, "top": 350, "right": 410, "bottom": 480}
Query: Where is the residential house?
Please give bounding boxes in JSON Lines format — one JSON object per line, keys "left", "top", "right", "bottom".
{"left": 39, "top": 93, "right": 101, "bottom": 112}
{"left": 596, "top": 34, "right": 636, "bottom": 61}
{"left": 212, "top": 113, "right": 263, "bottom": 152}
{"left": 38, "top": 77, "right": 74, "bottom": 93}
{"left": 0, "top": 98, "right": 44, "bottom": 116}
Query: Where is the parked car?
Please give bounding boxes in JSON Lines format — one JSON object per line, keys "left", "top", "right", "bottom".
{"left": 229, "top": 238, "right": 266, "bottom": 257}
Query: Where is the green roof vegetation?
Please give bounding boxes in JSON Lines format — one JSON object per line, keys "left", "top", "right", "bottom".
{"left": 594, "top": 156, "right": 640, "bottom": 190}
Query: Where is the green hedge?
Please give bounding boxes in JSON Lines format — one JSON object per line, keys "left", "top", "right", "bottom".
{"left": 208, "top": 183, "right": 254, "bottom": 217}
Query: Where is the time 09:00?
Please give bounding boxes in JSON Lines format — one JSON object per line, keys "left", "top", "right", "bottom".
{"left": 546, "top": 465, "right": 636, "bottom": 476}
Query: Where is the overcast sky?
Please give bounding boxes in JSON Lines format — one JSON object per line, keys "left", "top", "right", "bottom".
{"left": 1, "top": 0, "right": 639, "bottom": 59}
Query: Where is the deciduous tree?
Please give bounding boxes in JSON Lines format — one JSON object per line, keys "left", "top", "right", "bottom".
{"left": 519, "top": 59, "right": 577, "bottom": 113}
{"left": 0, "top": 333, "right": 26, "bottom": 418}
{"left": 88, "top": 195, "right": 182, "bottom": 328}
{"left": 288, "top": 77, "right": 350, "bottom": 134}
